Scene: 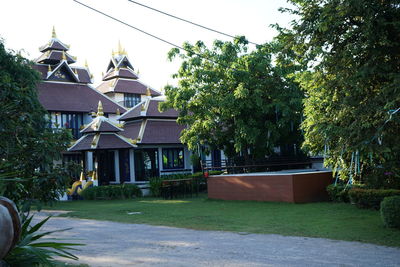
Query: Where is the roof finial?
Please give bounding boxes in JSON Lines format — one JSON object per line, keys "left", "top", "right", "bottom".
{"left": 62, "top": 51, "right": 67, "bottom": 61}
{"left": 97, "top": 101, "right": 104, "bottom": 116}
{"left": 146, "top": 87, "right": 151, "bottom": 97}
{"left": 116, "top": 108, "right": 120, "bottom": 116}
{"left": 118, "top": 40, "right": 123, "bottom": 55}
{"left": 141, "top": 104, "right": 146, "bottom": 111}
{"left": 48, "top": 65, "right": 52, "bottom": 72}
{"left": 85, "top": 59, "right": 89, "bottom": 69}
{"left": 52, "top": 26, "right": 57, "bottom": 38}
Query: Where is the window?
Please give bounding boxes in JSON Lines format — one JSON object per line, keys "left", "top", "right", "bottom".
{"left": 124, "top": 93, "right": 141, "bottom": 108}
{"left": 60, "top": 112, "right": 84, "bottom": 139}
{"left": 162, "top": 148, "right": 184, "bottom": 169}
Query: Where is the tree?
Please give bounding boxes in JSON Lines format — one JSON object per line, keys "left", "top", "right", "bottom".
{"left": 278, "top": 0, "right": 400, "bottom": 187}
{"left": 161, "top": 37, "right": 304, "bottom": 162}
{"left": 0, "top": 39, "right": 75, "bottom": 207}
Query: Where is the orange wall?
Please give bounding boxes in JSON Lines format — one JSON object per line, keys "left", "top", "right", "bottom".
{"left": 207, "top": 172, "right": 332, "bottom": 203}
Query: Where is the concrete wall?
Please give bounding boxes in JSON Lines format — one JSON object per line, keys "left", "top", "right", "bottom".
{"left": 207, "top": 171, "right": 333, "bottom": 203}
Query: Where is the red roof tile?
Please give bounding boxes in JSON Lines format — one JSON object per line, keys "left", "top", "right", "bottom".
{"left": 81, "top": 118, "right": 122, "bottom": 133}
{"left": 147, "top": 100, "right": 178, "bottom": 117}
{"left": 120, "top": 121, "right": 142, "bottom": 139}
{"left": 37, "top": 82, "right": 126, "bottom": 113}
{"left": 119, "top": 99, "right": 178, "bottom": 121}
{"left": 69, "top": 133, "right": 134, "bottom": 151}
{"left": 141, "top": 120, "right": 185, "bottom": 144}
{"left": 32, "top": 65, "right": 91, "bottom": 84}
{"left": 103, "top": 68, "right": 139, "bottom": 81}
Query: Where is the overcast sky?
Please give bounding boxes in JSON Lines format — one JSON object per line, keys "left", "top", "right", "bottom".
{"left": 0, "top": 0, "right": 294, "bottom": 91}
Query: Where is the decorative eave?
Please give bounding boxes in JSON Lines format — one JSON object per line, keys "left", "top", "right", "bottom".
{"left": 36, "top": 50, "right": 76, "bottom": 64}
{"left": 46, "top": 60, "right": 79, "bottom": 82}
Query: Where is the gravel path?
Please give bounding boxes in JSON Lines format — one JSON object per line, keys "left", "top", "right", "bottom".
{"left": 34, "top": 211, "right": 400, "bottom": 267}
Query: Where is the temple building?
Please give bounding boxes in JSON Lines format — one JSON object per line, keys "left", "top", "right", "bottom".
{"left": 96, "top": 42, "right": 161, "bottom": 108}
{"left": 33, "top": 28, "right": 195, "bottom": 186}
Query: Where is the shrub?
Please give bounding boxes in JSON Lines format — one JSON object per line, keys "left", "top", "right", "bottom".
{"left": 348, "top": 188, "right": 400, "bottom": 210}
{"left": 380, "top": 196, "right": 400, "bottom": 229}
{"left": 80, "top": 184, "right": 142, "bottom": 200}
{"left": 326, "top": 184, "right": 350, "bottom": 202}
{"left": 149, "top": 177, "right": 163, "bottom": 197}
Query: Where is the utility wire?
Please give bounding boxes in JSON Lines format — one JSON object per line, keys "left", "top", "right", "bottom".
{"left": 72, "top": 0, "right": 241, "bottom": 71}
{"left": 126, "top": 0, "right": 260, "bottom": 46}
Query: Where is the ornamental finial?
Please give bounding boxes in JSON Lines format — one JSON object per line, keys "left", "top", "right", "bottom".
{"left": 52, "top": 26, "right": 57, "bottom": 38}
{"left": 62, "top": 51, "right": 66, "bottom": 60}
{"left": 97, "top": 101, "right": 104, "bottom": 116}
{"left": 118, "top": 40, "right": 123, "bottom": 55}
{"left": 141, "top": 104, "right": 146, "bottom": 111}
{"left": 116, "top": 108, "right": 120, "bottom": 116}
{"left": 146, "top": 87, "right": 151, "bottom": 97}
{"left": 48, "top": 65, "right": 51, "bottom": 72}
{"left": 85, "top": 59, "right": 89, "bottom": 69}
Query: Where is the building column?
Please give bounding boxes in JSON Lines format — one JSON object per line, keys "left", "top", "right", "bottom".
{"left": 129, "top": 149, "right": 135, "bottom": 182}
{"left": 158, "top": 147, "right": 163, "bottom": 176}
{"left": 114, "top": 150, "right": 120, "bottom": 183}
{"left": 86, "top": 151, "right": 93, "bottom": 172}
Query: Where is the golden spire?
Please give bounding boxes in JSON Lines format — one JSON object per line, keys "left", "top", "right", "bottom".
{"left": 146, "top": 87, "right": 151, "bottom": 97}
{"left": 48, "top": 65, "right": 52, "bottom": 72}
{"left": 74, "top": 68, "right": 78, "bottom": 75}
{"left": 141, "top": 104, "right": 146, "bottom": 111}
{"left": 118, "top": 40, "right": 123, "bottom": 55}
{"left": 116, "top": 108, "right": 120, "bottom": 116}
{"left": 97, "top": 101, "right": 104, "bottom": 116}
{"left": 62, "top": 51, "right": 67, "bottom": 60}
{"left": 85, "top": 59, "right": 89, "bottom": 69}
{"left": 52, "top": 26, "right": 57, "bottom": 38}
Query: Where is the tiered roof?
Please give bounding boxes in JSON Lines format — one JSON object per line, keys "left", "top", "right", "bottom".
{"left": 33, "top": 27, "right": 125, "bottom": 114}
{"left": 69, "top": 101, "right": 136, "bottom": 151}
{"left": 96, "top": 42, "right": 161, "bottom": 97}
{"left": 119, "top": 97, "right": 185, "bottom": 145}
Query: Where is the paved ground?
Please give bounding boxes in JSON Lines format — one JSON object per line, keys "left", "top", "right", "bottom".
{"left": 34, "top": 211, "right": 400, "bottom": 267}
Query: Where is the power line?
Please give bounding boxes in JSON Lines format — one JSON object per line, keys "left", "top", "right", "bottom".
{"left": 72, "top": 0, "right": 241, "bottom": 72}
{"left": 126, "top": 0, "right": 260, "bottom": 46}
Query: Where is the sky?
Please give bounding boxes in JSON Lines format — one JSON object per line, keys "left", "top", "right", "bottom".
{"left": 0, "top": 0, "right": 295, "bottom": 91}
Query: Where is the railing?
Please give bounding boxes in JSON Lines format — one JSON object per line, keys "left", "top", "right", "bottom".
{"left": 201, "top": 156, "right": 313, "bottom": 175}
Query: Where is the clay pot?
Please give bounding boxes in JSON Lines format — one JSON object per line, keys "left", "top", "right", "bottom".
{"left": 0, "top": 197, "right": 21, "bottom": 259}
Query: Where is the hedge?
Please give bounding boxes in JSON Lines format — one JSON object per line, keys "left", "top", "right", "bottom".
{"left": 380, "top": 196, "right": 400, "bottom": 229}
{"left": 80, "top": 184, "right": 142, "bottom": 200}
{"left": 326, "top": 184, "right": 350, "bottom": 203}
{"left": 348, "top": 188, "right": 400, "bottom": 210}
{"left": 149, "top": 171, "right": 224, "bottom": 197}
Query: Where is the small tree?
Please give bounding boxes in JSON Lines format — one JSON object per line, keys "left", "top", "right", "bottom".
{"left": 0, "top": 39, "right": 74, "bottom": 208}
{"left": 161, "top": 37, "right": 304, "bottom": 162}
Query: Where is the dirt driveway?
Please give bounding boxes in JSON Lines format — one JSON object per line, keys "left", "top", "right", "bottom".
{"left": 35, "top": 212, "right": 400, "bottom": 267}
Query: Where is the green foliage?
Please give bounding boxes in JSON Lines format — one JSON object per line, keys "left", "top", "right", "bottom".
{"left": 380, "top": 196, "right": 400, "bottom": 229}
{"left": 162, "top": 37, "right": 304, "bottom": 160}
{"left": 277, "top": 1, "right": 400, "bottom": 185}
{"left": 326, "top": 184, "right": 350, "bottom": 203}
{"left": 0, "top": 39, "right": 74, "bottom": 208}
{"left": 4, "top": 215, "right": 83, "bottom": 266}
{"left": 349, "top": 188, "right": 400, "bottom": 210}
{"left": 80, "top": 184, "right": 142, "bottom": 200}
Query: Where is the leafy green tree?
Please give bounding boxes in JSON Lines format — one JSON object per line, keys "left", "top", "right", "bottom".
{"left": 161, "top": 37, "right": 304, "bottom": 161}
{"left": 278, "top": 0, "right": 400, "bottom": 187}
{"left": 0, "top": 39, "right": 75, "bottom": 207}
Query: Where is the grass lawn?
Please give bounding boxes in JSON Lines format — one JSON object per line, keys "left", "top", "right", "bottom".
{"left": 45, "top": 196, "right": 400, "bottom": 247}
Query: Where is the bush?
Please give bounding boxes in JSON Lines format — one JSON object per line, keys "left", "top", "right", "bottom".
{"left": 380, "top": 196, "right": 400, "bottom": 229}
{"left": 326, "top": 184, "right": 350, "bottom": 202}
{"left": 348, "top": 188, "right": 400, "bottom": 210}
{"left": 80, "top": 184, "right": 142, "bottom": 200}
